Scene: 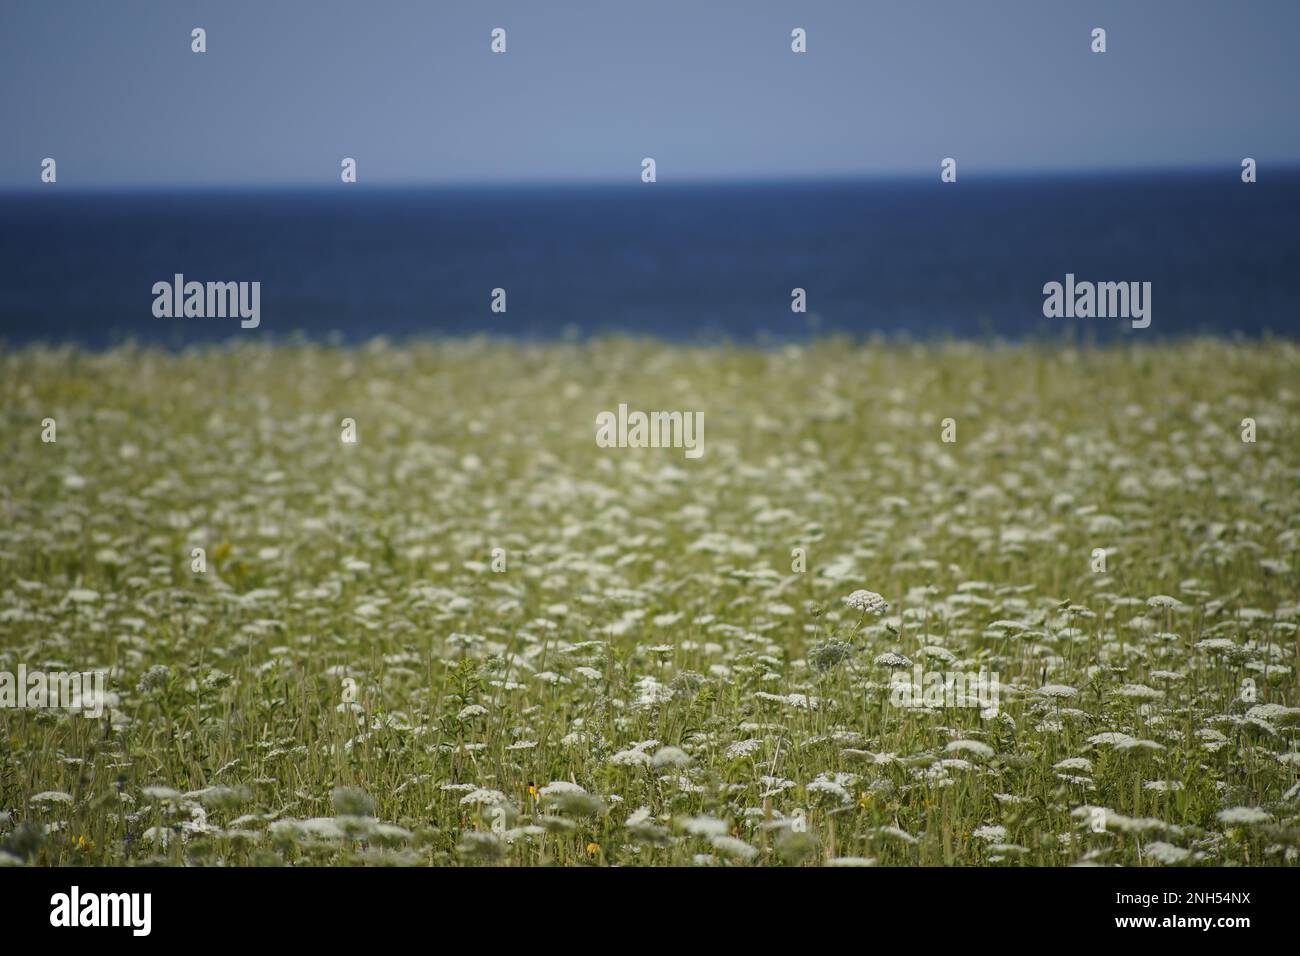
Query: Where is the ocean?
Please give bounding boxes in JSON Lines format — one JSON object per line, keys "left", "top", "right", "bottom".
{"left": 2, "top": 170, "right": 1296, "bottom": 347}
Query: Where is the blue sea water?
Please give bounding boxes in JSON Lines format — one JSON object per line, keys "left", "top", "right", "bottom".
{"left": 1, "top": 171, "right": 1296, "bottom": 347}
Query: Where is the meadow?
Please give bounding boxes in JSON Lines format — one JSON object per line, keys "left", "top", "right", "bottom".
{"left": 1, "top": 336, "right": 1297, "bottom": 866}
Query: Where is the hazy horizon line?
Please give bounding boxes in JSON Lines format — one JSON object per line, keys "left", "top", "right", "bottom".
{"left": 4, "top": 160, "right": 1296, "bottom": 195}
{"left": 4, "top": 327, "right": 1295, "bottom": 356}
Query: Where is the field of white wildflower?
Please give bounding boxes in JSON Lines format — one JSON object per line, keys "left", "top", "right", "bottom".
{"left": 1, "top": 337, "right": 1297, "bottom": 867}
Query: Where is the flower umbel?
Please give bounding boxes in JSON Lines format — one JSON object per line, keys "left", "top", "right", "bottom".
{"left": 842, "top": 589, "right": 889, "bottom": 616}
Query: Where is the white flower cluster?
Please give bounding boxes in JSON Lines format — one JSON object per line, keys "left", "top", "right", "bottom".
{"left": 842, "top": 589, "right": 889, "bottom": 615}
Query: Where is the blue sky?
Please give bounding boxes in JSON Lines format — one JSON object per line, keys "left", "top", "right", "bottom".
{"left": 2, "top": 0, "right": 1297, "bottom": 187}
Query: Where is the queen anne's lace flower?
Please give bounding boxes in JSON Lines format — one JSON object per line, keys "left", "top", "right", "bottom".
{"left": 842, "top": 589, "right": 889, "bottom": 615}
{"left": 1217, "top": 806, "right": 1271, "bottom": 826}
{"left": 809, "top": 638, "right": 854, "bottom": 671}
{"left": 873, "top": 651, "right": 912, "bottom": 669}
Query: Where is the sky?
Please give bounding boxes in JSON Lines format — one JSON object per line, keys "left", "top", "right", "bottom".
{"left": 2, "top": 0, "right": 1298, "bottom": 187}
